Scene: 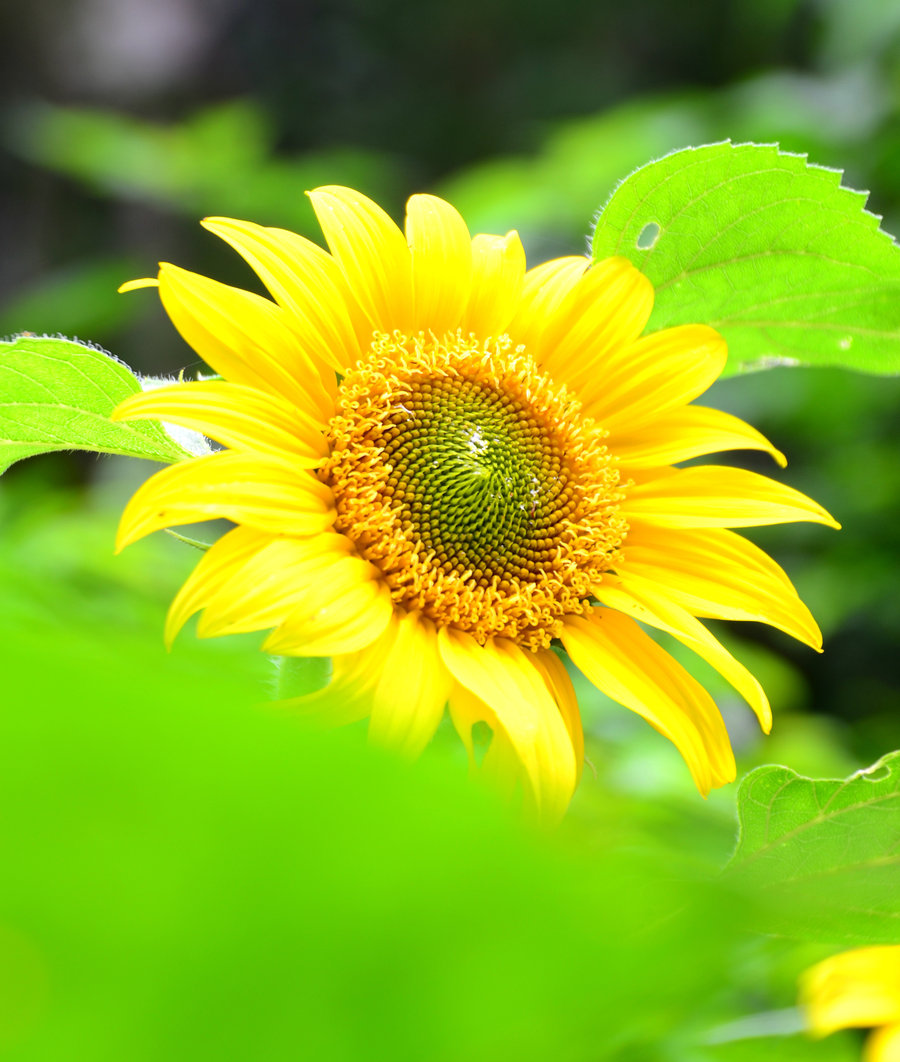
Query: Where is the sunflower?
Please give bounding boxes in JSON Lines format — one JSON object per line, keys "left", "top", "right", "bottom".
{"left": 802, "top": 946, "right": 900, "bottom": 1061}
{"left": 113, "top": 186, "right": 837, "bottom": 822}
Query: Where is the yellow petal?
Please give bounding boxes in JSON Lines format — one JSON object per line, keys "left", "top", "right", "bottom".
{"left": 530, "top": 648, "right": 585, "bottom": 781}
{"left": 201, "top": 216, "right": 364, "bottom": 375}
{"left": 560, "top": 608, "right": 736, "bottom": 795}
{"left": 506, "top": 255, "right": 589, "bottom": 352}
{"left": 445, "top": 682, "right": 531, "bottom": 808}
{"left": 307, "top": 185, "right": 414, "bottom": 335}
{"left": 461, "top": 231, "right": 526, "bottom": 337}
{"left": 368, "top": 612, "right": 452, "bottom": 758}
{"left": 578, "top": 324, "right": 726, "bottom": 427}
{"left": 115, "top": 451, "right": 335, "bottom": 550}
{"left": 118, "top": 277, "right": 158, "bottom": 293}
{"left": 157, "top": 263, "right": 334, "bottom": 421}
{"left": 275, "top": 630, "right": 398, "bottom": 728}
{"left": 623, "top": 465, "right": 841, "bottom": 529}
{"left": 196, "top": 533, "right": 357, "bottom": 639}
{"left": 620, "top": 522, "right": 822, "bottom": 649}
{"left": 165, "top": 526, "right": 270, "bottom": 646}
{"left": 405, "top": 194, "right": 472, "bottom": 336}
{"left": 610, "top": 404, "right": 786, "bottom": 469}
{"left": 112, "top": 381, "right": 328, "bottom": 462}
{"left": 537, "top": 257, "right": 654, "bottom": 385}
{"left": 446, "top": 682, "right": 484, "bottom": 768}
{"left": 438, "top": 629, "right": 578, "bottom": 824}
{"left": 262, "top": 573, "right": 394, "bottom": 657}
{"left": 802, "top": 946, "right": 900, "bottom": 1037}
{"left": 867, "top": 1023, "right": 900, "bottom": 1062}
{"left": 595, "top": 572, "right": 772, "bottom": 731}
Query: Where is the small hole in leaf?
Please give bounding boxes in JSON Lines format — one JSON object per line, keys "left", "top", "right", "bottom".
{"left": 636, "top": 222, "right": 659, "bottom": 250}
{"left": 861, "top": 762, "right": 891, "bottom": 783}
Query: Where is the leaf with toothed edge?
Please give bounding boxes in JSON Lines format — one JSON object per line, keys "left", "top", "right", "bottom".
{"left": 591, "top": 141, "right": 900, "bottom": 375}
{"left": 0, "top": 334, "right": 191, "bottom": 474}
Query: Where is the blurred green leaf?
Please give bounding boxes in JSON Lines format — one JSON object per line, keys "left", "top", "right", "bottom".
{"left": 591, "top": 142, "right": 900, "bottom": 375}
{"left": 726, "top": 752, "right": 900, "bottom": 944}
{"left": 0, "top": 596, "right": 756, "bottom": 1062}
{"left": 5, "top": 101, "right": 401, "bottom": 232}
{"left": 0, "top": 334, "right": 189, "bottom": 474}
{"left": 0, "top": 258, "right": 143, "bottom": 340}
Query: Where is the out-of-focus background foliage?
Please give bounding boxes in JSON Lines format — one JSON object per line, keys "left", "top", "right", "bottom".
{"left": 0, "top": 1, "right": 898, "bottom": 1058}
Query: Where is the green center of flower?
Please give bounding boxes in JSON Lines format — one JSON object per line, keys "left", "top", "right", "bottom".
{"left": 381, "top": 378, "right": 569, "bottom": 581}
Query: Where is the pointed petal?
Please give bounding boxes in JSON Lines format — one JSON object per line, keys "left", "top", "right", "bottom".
{"left": 579, "top": 324, "right": 725, "bottom": 428}
{"left": 610, "top": 404, "right": 786, "bottom": 469}
{"left": 623, "top": 465, "right": 840, "bottom": 529}
{"left": 537, "top": 257, "right": 654, "bottom": 385}
{"left": 595, "top": 572, "right": 772, "bottom": 731}
{"left": 461, "top": 231, "right": 526, "bottom": 338}
{"left": 119, "top": 277, "right": 158, "bottom": 293}
{"left": 368, "top": 612, "right": 452, "bottom": 757}
{"left": 112, "top": 381, "right": 328, "bottom": 462}
{"left": 201, "top": 217, "right": 363, "bottom": 372}
{"left": 438, "top": 629, "right": 578, "bottom": 823}
{"left": 157, "top": 263, "right": 334, "bottom": 420}
{"left": 560, "top": 608, "right": 736, "bottom": 795}
{"left": 196, "top": 533, "right": 357, "bottom": 638}
{"left": 405, "top": 194, "right": 472, "bottom": 336}
{"left": 262, "top": 571, "right": 394, "bottom": 657}
{"left": 307, "top": 185, "right": 414, "bottom": 335}
{"left": 165, "top": 526, "right": 269, "bottom": 646}
{"left": 621, "top": 522, "right": 823, "bottom": 648}
{"left": 115, "top": 451, "right": 336, "bottom": 550}
{"left": 507, "top": 255, "right": 589, "bottom": 352}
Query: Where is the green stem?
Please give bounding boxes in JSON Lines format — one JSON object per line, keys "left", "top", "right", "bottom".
{"left": 272, "top": 655, "right": 332, "bottom": 700}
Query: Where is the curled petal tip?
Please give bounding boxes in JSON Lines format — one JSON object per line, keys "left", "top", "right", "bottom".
{"left": 118, "top": 277, "right": 159, "bottom": 294}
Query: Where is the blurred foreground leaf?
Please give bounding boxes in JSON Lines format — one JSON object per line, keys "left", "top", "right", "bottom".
{"left": 0, "top": 335, "right": 188, "bottom": 474}
{"left": 591, "top": 142, "right": 900, "bottom": 375}
{"left": 0, "top": 477, "right": 880, "bottom": 1060}
{"left": 0, "top": 580, "right": 758, "bottom": 1061}
{"left": 726, "top": 753, "right": 900, "bottom": 945}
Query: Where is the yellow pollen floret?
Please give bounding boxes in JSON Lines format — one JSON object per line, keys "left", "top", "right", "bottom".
{"left": 322, "top": 330, "right": 627, "bottom": 650}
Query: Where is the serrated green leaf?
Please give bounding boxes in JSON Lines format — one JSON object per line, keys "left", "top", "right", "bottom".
{"left": 0, "top": 334, "right": 190, "bottom": 474}
{"left": 591, "top": 141, "right": 900, "bottom": 375}
{"left": 725, "top": 752, "right": 900, "bottom": 945}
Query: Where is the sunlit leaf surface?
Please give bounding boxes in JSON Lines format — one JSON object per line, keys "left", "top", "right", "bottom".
{"left": 0, "top": 335, "right": 189, "bottom": 474}
{"left": 591, "top": 142, "right": 900, "bottom": 375}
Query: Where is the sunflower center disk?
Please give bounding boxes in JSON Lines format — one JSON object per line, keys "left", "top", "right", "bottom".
{"left": 323, "top": 333, "right": 626, "bottom": 650}
{"left": 384, "top": 379, "right": 566, "bottom": 583}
